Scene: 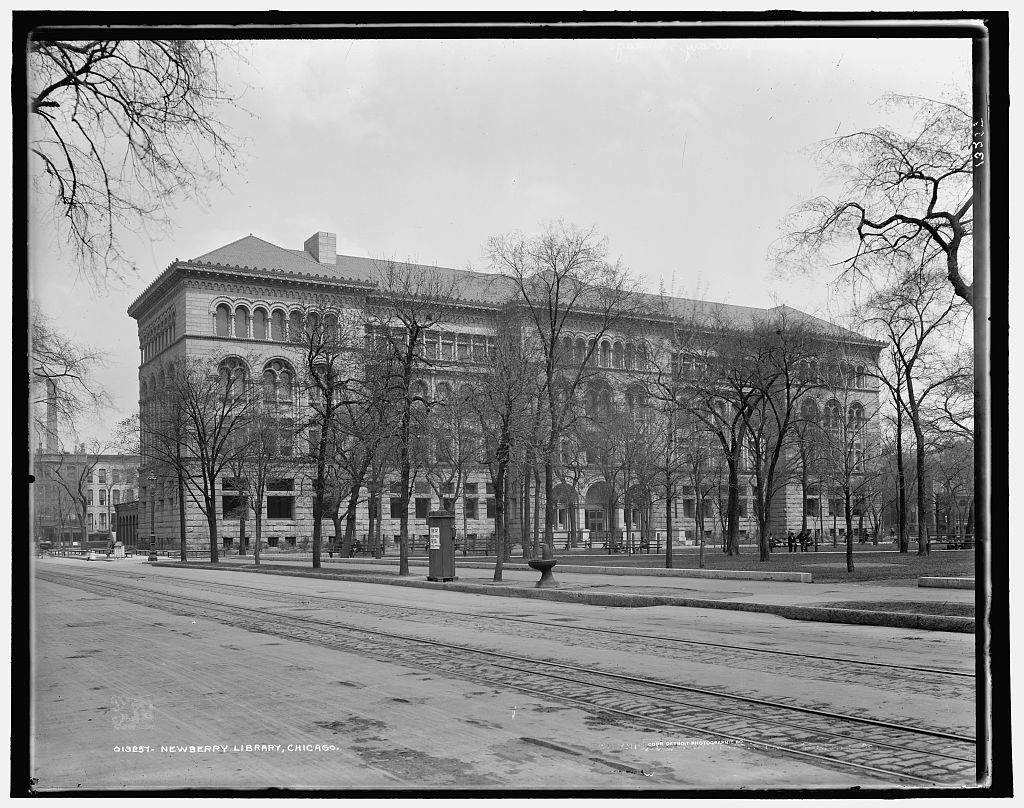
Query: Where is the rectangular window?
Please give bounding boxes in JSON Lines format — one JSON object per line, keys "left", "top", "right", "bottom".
{"left": 390, "top": 498, "right": 403, "bottom": 519}
{"left": 267, "top": 537, "right": 279, "bottom": 547}
{"left": 112, "top": 469, "right": 121, "bottom": 484}
{"left": 829, "top": 497, "right": 844, "bottom": 516}
{"left": 465, "top": 498, "right": 478, "bottom": 519}
{"left": 98, "top": 469, "right": 106, "bottom": 484}
{"left": 415, "top": 498, "right": 431, "bottom": 519}
{"left": 805, "top": 498, "right": 819, "bottom": 517}
{"left": 268, "top": 479, "right": 294, "bottom": 491}
{"left": 486, "top": 498, "right": 496, "bottom": 519}
{"left": 223, "top": 537, "right": 233, "bottom": 547}
{"left": 485, "top": 482, "right": 494, "bottom": 495}
{"left": 99, "top": 489, "right": 107, "bottom": 506}
{"left": 441, "top": 497, "right": 454, "bottom": 512}
{"left": 113, "top": 490, "right": 121, "bottom": 505}
{"left": 441, "top": 336, "right": 454, "bottom": 362}
{"left": 99, "top": 512, "right": 107, "bottom": 529}
{"left": 465, "top": 482, "right": 478, "bottom": 496}
{"left": 389, "top": 481, "right": 401, "bottom": 495}
{"left": 683, "top": 500, "right": 695, "bottom": 518}
{"left": 457, "top": 335, "right": 470, "bottom": 361}
{"left": 223, "top": 495, "right": 246, "bottom": 519}
{"left": 414, "top": 480, "right": 430, "bottom": 494}
{"left": 267, "top": 496, "right": 294, "bottom": 519}
{"left": 222, "top": 477, "right": 242, "bottom": 490}
{"left": 285, "top": 536, "right": 296, "bottom": 547}
{"left": 88, "top": 490, "right": 94, "bottom": 505}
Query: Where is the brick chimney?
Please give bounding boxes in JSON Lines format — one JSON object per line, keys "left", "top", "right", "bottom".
{"left": 304, "top": 232, "right": 336, "bottom": 265}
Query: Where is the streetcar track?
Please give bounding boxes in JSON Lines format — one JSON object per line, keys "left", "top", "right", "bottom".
{"left": 37, "top": 568, "right": 976, "bottom": 786}
{"left": 63, "top": 565, "right": 975, "bottom": 681}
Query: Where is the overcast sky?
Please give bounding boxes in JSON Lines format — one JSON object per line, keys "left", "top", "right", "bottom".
{"left": 28, "top": 33, "right": 972, "bottom": 445}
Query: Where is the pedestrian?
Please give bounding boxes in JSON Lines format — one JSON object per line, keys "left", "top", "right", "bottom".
{"left": 799, "top": 530, "right": 807, "bottom": 552}
{"left": 787, "top": 531, "right": 795, "bottom": 552}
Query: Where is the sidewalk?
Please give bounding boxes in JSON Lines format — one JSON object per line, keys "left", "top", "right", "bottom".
{"left": 151, "top": 554, "right": 976, "bottom": 634}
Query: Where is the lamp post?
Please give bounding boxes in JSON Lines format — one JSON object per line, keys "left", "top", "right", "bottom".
{"left": 148, "top": 472, "right": 158, "bottom": 561}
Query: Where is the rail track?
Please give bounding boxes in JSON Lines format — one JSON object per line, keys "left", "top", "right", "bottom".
{"left": 62, "top": 565, "right": 975, "bottom": 702}
{"left": 37, "top": 566, "right": 976, "bottom": 786}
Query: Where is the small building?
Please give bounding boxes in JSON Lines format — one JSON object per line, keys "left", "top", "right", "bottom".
{"left": 114, "top": 500, "right": 140, "bottom": 551}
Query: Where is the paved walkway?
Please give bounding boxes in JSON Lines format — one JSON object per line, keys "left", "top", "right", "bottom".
{"left": 122, "top": 553, "right": 978, "bottom": 633}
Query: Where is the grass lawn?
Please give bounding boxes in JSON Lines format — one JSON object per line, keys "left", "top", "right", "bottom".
{"left": 543, "top": 545, "right": 976, "bottom": 583}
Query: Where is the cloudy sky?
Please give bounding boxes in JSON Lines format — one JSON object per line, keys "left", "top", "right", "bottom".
{"left": 28, "top": 32, "right": 972, "bottom": 445}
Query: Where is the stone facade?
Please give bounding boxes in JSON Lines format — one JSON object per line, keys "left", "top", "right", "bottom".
{"left": 129, "top": 231, "right": 882, "bottom": 552}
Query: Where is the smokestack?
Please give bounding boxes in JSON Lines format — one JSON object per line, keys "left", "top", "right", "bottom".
{"left": 46, "top": 379, "right": 58, "bottom": 452}
{"left": 303, "top": 232, "right": 336, "bottom": 265}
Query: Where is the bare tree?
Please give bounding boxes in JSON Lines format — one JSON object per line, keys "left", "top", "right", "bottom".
{"left": 368, "top": 259, "right": 462, "bottom": 575}
{"left": 48, "top": 441, "right": 108, "bottom": 545}
{"left": 813, "top": 351, "right": 884, "bottom": 573}
{"left": 741, "top": 313, "right": 825, "bottom": 561}
{"left": 29, "top": 39, "right": 245, "bottom": 286}
{"left": 469, "top": 312, "right": 541, "bottom": 580}
{"left": 30, "top": 307, "right": 108, "bottom": 445}
{"left": 148, "top": 356, "right": 258, "bottom": 562}
{"left": 292, "top": 304, "right": 366, "bottom": 569}
{"left": 776, "top": 93, "right": 973, "bottom": 306}
{"left": 489, "top": 221, "right": 644, "bottom": 554}
{"left": 862, "top": 267, "right": 968, "bottom": 554}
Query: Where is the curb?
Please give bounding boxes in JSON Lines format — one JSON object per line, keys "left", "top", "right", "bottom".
{"left": 919, "top": 576, "right": 975, "bottom": 590}
{"left": 154, "top": 561, "right": 973, "bottom": 634}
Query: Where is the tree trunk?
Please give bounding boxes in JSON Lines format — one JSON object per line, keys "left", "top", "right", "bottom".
{"left": 845, "top": 490, "right": 855, "bottom": 572}
{"left": 238, "top": 516, "right": 245, "bottom": 556}
{"left": 913, "top": 421, "right": 930, "bottom": 556}
{"left": 544, "top": 459, "right": 554, "bottom": 554}
{"left": 492, "top": 463, "right": 506, "bottom": 582}
{"left": 532, "top": 469, "right": 541, "bottom": 559}
{"left": 254, "top": 510, "right": 262, "bottom": 566}
{"left": 896, "top": 407, "right": 909, "bottom": 553}
{"left": 521, "top": 465, "right": 531, "bottom": 559}
{"left": 725, "top": 458, "right": 741, "bottom": 555}
{"left": 664, "top": 470, "right": 674, "bottom": 569}
{"left": 177, "top": 468, "right": 187, "bottom": 562}
{"left": 206, "top": 500, "right": 219, "bottom": 563}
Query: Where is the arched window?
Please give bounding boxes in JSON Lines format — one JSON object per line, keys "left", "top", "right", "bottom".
{"left": 324, "top": 313, "right": 339, "bottom": 343}
{"left": 574, "top": 338, "right": 586, "bottom": 365}
{"left": 612, "top": 341, "right": 624, "bottom": 369}
{"left": 412, "top": 379, "right": 429, "bottom": 404}
{"left": 252, "top": 308, "right": 268, "bottom": 340}
{"left": 234, "top": 306, "right": 249, "bottom": 339}
{"left": 587, "top": 338, "right": 597, "bottom": 363}
{"left": 598, "top": 389, "right": 612, "bottom": 418}
{"left": 848, "top": 402, "right": 865, "bottom": 443}
{"left": 800, "top": 398, "right": 819, "bottom": 425}
{"left": 215, "top": 304, "right": 230, "bottom": 337}
{"left": 219, "top": 357, "right": 248, "bottom": 401}
{"left": 271, "top": 309, "right": 286, "bottom": 341}
{"left": 824, "top": 400, "right": 842, "bottom": 437}
{"left": 600, "top": 340, "right": 611, "bottom": 368}
{"left": 624, "top": 343, "right": 636, "bottom": 370}
{"left": 855, "top": 365, "right": 866, "bottom": 388}
{"left": 307, "top": 311, "right": 320, "bottom": 333}
{"left": 289, "top": 311, "right": 304, "bottom": 342}
{"left": 562, "top": 336, "right": 573, "bottom": 364}
{"left": 435, "top": 381, "right": 452, "bottom": 403}
{"left": 262, "top": 359, "right": 294, "bottom": 404}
